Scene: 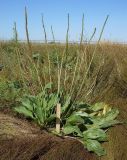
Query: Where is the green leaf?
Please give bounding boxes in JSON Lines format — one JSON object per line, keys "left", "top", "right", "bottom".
{"left": 21, "top": 98, "right": 34, "bottom": 111}
{"left": 91, "top": 108, "right": 120, "bottom": 129}
{"left": 91, "top": 102, "right": 106, "bottom": 111}
{"left": 66, "top": 114, "right": 84, "bottom": 125}
{"left": 44, "top": 82, "right": 52, "bottom": 90}
{"left": 75, "top": 111, "right": 89, "bottom": 117}
{"left": 84, "top": 139, "right": 106, "bottom": 156}
{"left": 74, "top": 103, "right": 90, "bottom": 113}
{"left": 14, "top": 106, "right": 34, "bottom": 119}
{"left": 76, "top": 103, "right": 90, "bottom": 110}
{"left": 43, "top": 98, "right": 48, "bottom": 109}
{"left": 83, "top": 128, "right": 107, "bottom": 142}
{"left": 46, "top": 114, "right": 56, "bottom": 123}
{"left": 99, "top": 120, "right": 120, "bottom": 128}
{"left": 63, "top": 125, "right": 83, "bottom": 137}
{"left": 104, "top": 108, "right": 119, "bottom": 121}
{"left": 32, "top": 53, "right": 40, "bottom": 59}
{"left": 25, "top": 94, "right": 36, "bottom": 102}
{"left": 34, "top": 104, "right": 44, "bottom": 124}
{"left": 62, "top": 96, "right": 71, "bottom": 113}
{"left": 47, "top": 93, "right": 58, "bottom": 110}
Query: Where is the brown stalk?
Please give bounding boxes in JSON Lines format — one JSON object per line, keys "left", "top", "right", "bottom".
{"left": 25, "top": 7, "right": 32, "bottom": 54}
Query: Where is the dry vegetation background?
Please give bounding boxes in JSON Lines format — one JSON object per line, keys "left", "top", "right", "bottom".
{"left": 0, "top": 41, "right": 127, "bottom": 159}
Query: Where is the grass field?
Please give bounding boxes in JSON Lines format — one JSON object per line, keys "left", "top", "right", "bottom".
{"left": 0, "top": 40, "right": 127, "bottom": 159}
{"left": 0, "top": 41, "right": 127, "bottom": 102}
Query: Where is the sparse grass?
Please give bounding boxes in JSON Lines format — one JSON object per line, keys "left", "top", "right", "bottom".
{"left": 1, "top": 41, "right": 127, "bottom": 102}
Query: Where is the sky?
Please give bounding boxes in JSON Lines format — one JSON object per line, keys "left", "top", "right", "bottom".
{"left": 0, "top": 0, "right": 127, "bottom": 42}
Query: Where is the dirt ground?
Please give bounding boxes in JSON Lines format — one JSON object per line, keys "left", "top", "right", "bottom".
{"left": 0, "top": 112, "right": 97, "bottom": 160}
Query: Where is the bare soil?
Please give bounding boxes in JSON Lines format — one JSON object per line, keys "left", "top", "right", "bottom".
{"left": 0, "top": 112, "right": 96, "bottom": 160}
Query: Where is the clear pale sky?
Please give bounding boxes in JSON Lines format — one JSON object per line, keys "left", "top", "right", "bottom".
{"left": 0, "top": 0, "right": 126, "bottom": 42}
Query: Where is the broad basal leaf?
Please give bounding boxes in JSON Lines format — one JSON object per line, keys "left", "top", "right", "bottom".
{"left": 66, "top": 114, "right": 84, "bottom": 125}
{"left": 83, "top": 128, "right": 107, "bottom": 142}
{"left": 62, "top": 96, "right": 71, "bottom": 113}
{"left": 75, "top": 111, "right": 89, "bottom": 117}
{"left": 34, "top": 104, "right": 44, "bottom": 124}
{"left": 98, "top": 120, "right": 120, "bottom": 128}
{"left": 91, "top": 102, "right": 106, "bottom": 112}
{"left": 104, "top": 108, "right": 119, "bottom": 121}
{"left": 21, "top": 98, "right": 34, "bottom": 111}
{"left": 91, "top": 108, "right": 120, "bottom": 128}
{"left": 63, "top": 125, "right": 83, "bottom": 137}
{"left": 47, "top": 93, "right": 58, "bottom": 110}
{"left": 84, "top": 139, "right": 106, "bottom": 156}
{"left": 75, "top": 103, "right": 90, "bottom": 111}
{"left": 43, "top": 98, "right": 48, "bottom": 109}
{"left": 14, "top": 106, "right": 34, "bottom": 119}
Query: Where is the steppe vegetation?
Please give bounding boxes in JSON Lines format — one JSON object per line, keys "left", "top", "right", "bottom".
{"left": 0, "top": 9, "right": 127, "bottom": 160}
